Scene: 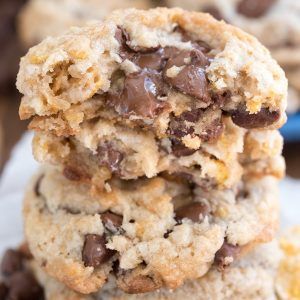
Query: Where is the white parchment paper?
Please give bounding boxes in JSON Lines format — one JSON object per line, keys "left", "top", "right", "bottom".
{"left": 0, "top": 132, "right": 299, "bottom": 256}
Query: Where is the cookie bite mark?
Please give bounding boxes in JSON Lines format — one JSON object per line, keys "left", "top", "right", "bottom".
{"left": 82, "top": 234, "right": 115, "bottom": 268}
{"left": 237, "top": 0, "right": 277, "bottom": 18}
{"left": 214, "top": 241, "right": 241, "bottom": 271}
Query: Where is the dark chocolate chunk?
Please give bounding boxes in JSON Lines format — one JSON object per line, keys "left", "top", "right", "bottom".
{"left": 0, "top": 282, "right": 8, "bottom": 299}
{"left": 1, "top": 249, "right": 23, "bottom": 276}
{"left": 82, "top": 234, "right": 115, "bottom": 268}
{"left": 133, "top": 48, "right": 166, "bottom": 71}
{"left": 107, "top": 69, "right": 167, "bottom": 118}
{"left": 237, "top": 0, "right": 277, "bottom": 18}
{"left": 231, "top": 106, "right": 280, "bottom": 129}
{"left": 175, "top": 202, "right": 209, "bottom": 223}
{"left": 101, "top": 212, "right": 123, "bottom": 234}
{"left": 6, "top": 271, "right": 44, "bottom": 300}
{"left": 63, "top": 167, "right": 82, "bottom": 181}
{"left": 171, "top": 139, "right": 197, "bottom": 157}
{"left": 202, "top": 5, "right": 224, "bottom": 21}
{"left": 163, "top": 49, "right": 211, "bottom": 102}
{"left": 214, "top": 242, "right": 241, "bottom": 271}
{"left": 97, "top": 144, "right": 124, "bottom": 174}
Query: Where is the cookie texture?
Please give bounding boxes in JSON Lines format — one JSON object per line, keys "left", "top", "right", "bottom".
{"left": 276, "top": 226, "right": 300, "bottom": 300}
{"left": 29, "top": 241, "right": 281, "bottom": 300}
{"left": 18, "top": 0, "right": 154, "bottom": 47}
{"left": 23, "top": 166, "right": 280, "bottom": 294}
{"left": 17, "top": 8, "right": 287, "bottom": 191}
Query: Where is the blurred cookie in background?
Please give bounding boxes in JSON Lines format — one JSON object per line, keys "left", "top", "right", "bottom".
{"left": 0, "top": 0, "right": 27, "bottom": 95}
{"left": 276, "top": 226, "right": 300, "bottom": 300}
{"left": 167, "top": 0, "right": 300, "bottom": 114}
{"left": 18, "top": 0, "right": 155, "bottom": 48}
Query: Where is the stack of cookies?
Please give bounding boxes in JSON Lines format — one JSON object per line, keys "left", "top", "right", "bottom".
{"left": 11, "top": 7, "right": 289, "bottom": 299}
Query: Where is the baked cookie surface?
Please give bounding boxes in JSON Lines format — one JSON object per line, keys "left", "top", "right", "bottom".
{"left": 23, "top": 166, "right": 280, "bottom": 294}
{"left": 29, "top": 241, "right": 281, "bottom": 300}
{"left": 17, "top": 8, "right": 287, "bottom": 190}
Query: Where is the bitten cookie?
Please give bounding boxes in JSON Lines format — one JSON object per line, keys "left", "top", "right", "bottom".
{"left": 29, "top": 241, "right": 282, "bottom": 300}
{"left": 23, "top": 166, "right": 280, "bottom": 294}
{"left": 276, "top": 226, "right": 300, "bottom": 300}
{"left": 18, "top": 0, "right": 154, "bottom": 47}
{"left": 17, "top": 8, "right": 287, "bottom": 190}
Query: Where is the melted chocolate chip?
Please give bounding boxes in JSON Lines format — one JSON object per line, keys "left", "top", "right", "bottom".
{"left": 0, "top": 282, "right": 8, "bottom": 299}
{"left": 34, "top": 175, "right": 44, "bottom": 197}
{"left": 237, "top": 0, "right": 276, "bottom": 18}
{"left": 164, "top": 49, "right": 210, "bottom": 102}
{"left": 63, "top": 166, "right": 82, "bottom": 181}
{"left": 231, "top": 106, "right": 280, "bottom": 129}
{"left": 107, "top": 69, "right": 167, "bottom": 118}
{"left": 171, "top": 139, "right": 197, "bottom": 157}
{"left": 214, "top": 242, "right": 241, "bottom": 271}
{"left": 1, "top": 249, "right": 23, "bottom": 276}
{"left": 133, "top": 48, "right": 166, "bottom": 71}
{"left": 101, "top": 212, "right": 123, "bottom": 234}
{"left": 82, "top": 234, "right": 115, "bottom": 268}
{"left": 175, "top": 202, "right": 209, "bottom": 223}
{"left": 97, "top": 144, "right": 124, "bottom": 174}
{"left": 203, "top": 5, "right": 224, "bottom": 21}
{"left": 6, "top": 271, "right": 44, "bottom": 300}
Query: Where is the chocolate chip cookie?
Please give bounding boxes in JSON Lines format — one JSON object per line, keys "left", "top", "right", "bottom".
{"left": 29, "top": 241, "right": 282, "bottom": 300}
{"left": 17, "top": 8, "right": 287, "bottom": 191}
{"left": 23, "top": 166, "right": 280, "bottom": 294}
{"left": 167, "top": 0, "right": 300, "bottom": 113}
{"left": 18, "top": 0, "right": 155, "bottom": 47}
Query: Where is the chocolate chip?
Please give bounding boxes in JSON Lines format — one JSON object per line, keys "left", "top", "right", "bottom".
{"left": 203, "top": 5, "right": 224, "bottom": 21}
{"left": 214, "top": 242, "right": 241, "bottom": 271}
{"left": 231, "top": 106, "right": 280, "bottom": 129}
{"left": 97, "top": 144, "right": 124, "bottom": 174}
{"left": 1, "top": 249, "right": 23, "bottom": 276}
{"left": 34, "top": 175, "right": 44, "bottom": 197}
{"left": 63, "top": 166, "right": 82, "bottom": 181}
{"left": 107, "top": 69, "right": 167, "bottom": 118}
{"left": 164, "top": 49, "right": 210, "bottom": 102}
{"left": 6, "top": 271, "right": 44, "bottom": 300}
{"left": 82, "top": 234, "right": 115, "bottom": 268}
{"left": 101, "top": 212, "right": 123, "bottom": 234}
{"left": 237, "top": 0, "right": 276, "bottom": 18}
{"left": 116, "top": 270, "right": 162, "bottom": 294}
{"left": 0, "top": 282, "right": 8, "bottom": 299}
{"left": 175, "top": 202, "right": 209, "bottom": 223}
{"left": 133, "top": 48, "right": 166, "bottom": 71}
{"left": 163, "top": 230, "right": 173, "bottom": 239}
{"left": 171, "top": 139, "right": 197, "bottom": 157}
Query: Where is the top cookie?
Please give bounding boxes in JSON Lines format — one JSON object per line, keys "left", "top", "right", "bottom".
{"left": 17, "top": 8, "right": 287, "bottom": 128}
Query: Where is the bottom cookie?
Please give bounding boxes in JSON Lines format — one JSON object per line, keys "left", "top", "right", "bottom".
{"left": 27, "top": 241, "right": 282, "bottom": 300}
{"left": 23, "top": 167, "right": 280, "bottom": 294}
